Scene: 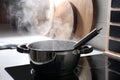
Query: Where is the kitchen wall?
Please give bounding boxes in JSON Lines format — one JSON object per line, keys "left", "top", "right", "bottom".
{"left": 88, "top": 0, "right": 108, "bottom": 51}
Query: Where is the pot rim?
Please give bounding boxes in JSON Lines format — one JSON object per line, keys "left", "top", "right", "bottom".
{"left": 27, "top": 40, "right": 76, "bottom": 52}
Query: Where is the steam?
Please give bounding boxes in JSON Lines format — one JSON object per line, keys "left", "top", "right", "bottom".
{"left": 9, "top": 0, "right": 50, "bottom": 34}
{"left": 9, "top": 0, "right": 73, "bottom": 40}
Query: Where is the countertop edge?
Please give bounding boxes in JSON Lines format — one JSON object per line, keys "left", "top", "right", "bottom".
{"left": 105, "top": 51, "right": 120, "bottom": 61}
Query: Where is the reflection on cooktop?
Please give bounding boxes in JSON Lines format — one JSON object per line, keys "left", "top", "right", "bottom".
{"left": 5, "top": 64, "right": 79, "bottom": 80}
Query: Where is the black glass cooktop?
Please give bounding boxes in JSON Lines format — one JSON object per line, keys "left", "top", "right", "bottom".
{"left": 5, "top": 64, "right": 79, "bottom": 80}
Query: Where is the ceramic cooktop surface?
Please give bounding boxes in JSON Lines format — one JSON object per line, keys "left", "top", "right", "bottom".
{"left": 5, "top": 64, "right": 79, "bottom": 80}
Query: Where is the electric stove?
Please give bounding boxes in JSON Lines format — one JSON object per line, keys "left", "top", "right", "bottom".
{"left": 5, "top": 64, "right": 79, "bottom": 80}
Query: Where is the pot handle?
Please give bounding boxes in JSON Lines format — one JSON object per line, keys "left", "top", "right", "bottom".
{"left": 80, "top": 45, "right": 93, "bottom": 54}
{"left": 17, "top": 44, "right": 29, "bottom": 53}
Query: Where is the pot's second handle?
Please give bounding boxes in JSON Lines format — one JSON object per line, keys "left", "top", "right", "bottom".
{"left": 17, "top": 44, "right": 29, "bottom": 53}
{"left": 80, "top": 45, "right": 93, "bottom": 54}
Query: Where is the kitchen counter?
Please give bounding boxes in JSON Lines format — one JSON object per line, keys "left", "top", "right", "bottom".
{"left": 0, "top": 35, "right": 104, "bottom": 80}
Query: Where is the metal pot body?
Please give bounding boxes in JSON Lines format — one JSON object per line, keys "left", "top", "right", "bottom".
{"left": 25, "top": 40, "right": 76, "bottom": 64}
{"left": 30, "top": 49, "right": 80, "bottom": 75}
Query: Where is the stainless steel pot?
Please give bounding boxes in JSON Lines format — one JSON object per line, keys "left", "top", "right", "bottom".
{"left": 17, "top": 40, "right": 93, "bottom": 75}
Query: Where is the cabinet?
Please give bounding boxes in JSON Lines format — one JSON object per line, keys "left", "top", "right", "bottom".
{"left": 0, "top": 0, "right": 10, "bottom": 24}
{"left": 106, "top": 0, "right": 120, "bottom": 57}
{"left": 106, "top": 0, "right": 120, "bottom": 80}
